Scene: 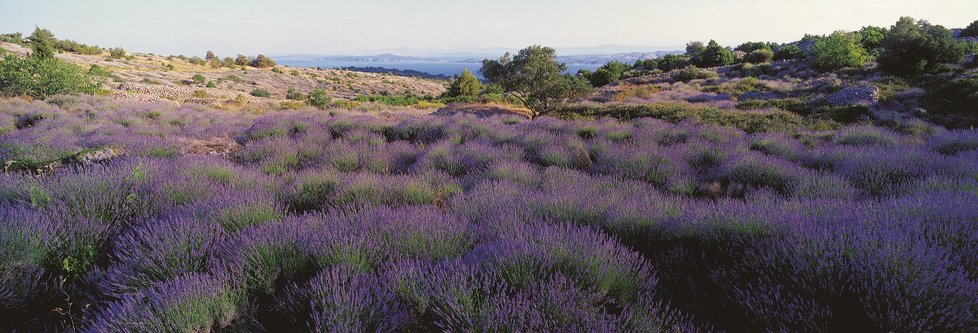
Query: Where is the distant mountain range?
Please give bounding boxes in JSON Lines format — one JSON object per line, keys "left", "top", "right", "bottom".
{"left": 274, "top": 50, "right": 683, "bottom": 67}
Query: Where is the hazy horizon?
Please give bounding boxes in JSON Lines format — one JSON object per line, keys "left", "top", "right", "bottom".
{"left": 1, "top": 0, "right": 976, "bottom": 57}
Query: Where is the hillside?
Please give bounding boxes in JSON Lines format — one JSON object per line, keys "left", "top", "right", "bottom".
{"left": 0, "top": 42, "right": 447, "bottom": 109}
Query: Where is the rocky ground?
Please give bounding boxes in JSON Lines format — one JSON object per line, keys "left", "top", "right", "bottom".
{"left": 0, "top": 42, "right": 447, "bottom": 109}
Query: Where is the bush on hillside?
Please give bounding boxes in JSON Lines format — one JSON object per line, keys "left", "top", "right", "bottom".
{"left": 673, "top": 67, "right": 717, "bottom": 82}
{"left": 809, "top": 31, "right": 869, "bottom": 71}
{"left": 735, "top": 41, "right": 777, "bottom": 53}
{"left": 235, "top": 55, "right": 249, "bottom": 66}
{"left": 691, "top": 40, "right": 735, "bottom": 68}
{"left": 109, "top": 47, "right": 126, "bottom": 59}
{"left": 286, "top": 87, "right": 305, "bottom": 100}
{"left": 189, "top": 56, "right": 205, "bottom": 66}
{"left": 858, "top": 26, "right": 888, "bottom": 55}
{"left": 250, "top": 88, "right": 270, "bottom": 98}
{"left": 584, "top": 61, "right": 632, "bottom": 87}
{"left": 745, "top": 49, "right": 774, "bottom": 64}
{"left": 307, "top": 89, "right": 331, "bottom": 109}
{"left": 0, "top": 55, "right": 101, "bottom": 99}
{"left": 192, "top": 74, "right": 205, "bottom": 84}
{"left": 657, "top": 54, "right": 692, "bottom": 71}
{"left": 774, "top": 45, "right": 803, "bottom": 60}
{"left": 26, "top": 28, "right": 56, "bottom": 60}
{"left": 877, "top": 17, "right": 965, "bottom": 76}
{"left": 444, "top": 68, "right": 482, "bottom": 98}
{"left": 252, "top": 54, "right": 276, "bottom": 68}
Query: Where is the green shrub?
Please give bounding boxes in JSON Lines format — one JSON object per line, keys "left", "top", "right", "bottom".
{"left": 774, "top": 45, "right": 803, "bottom": 60}
{"left": 307, "top": 89, "right": 331, "bottom": 109}
{"left": 745, "top": 49, "right": 774, "bottom": 64}
{"left": 673, "top": 67, "right": 717, "bottom": 82}
{"left": 812, "top": 105, "right": 870, "bottom": 122}
{"left": 858, "top": 26, "right": 888, "bottom": 55}
{"left": 250, "top": 88, "right": 270, "bottom": 98}
{"left": 108, "top": 47, "right": 126, "bottom": 59}
{"left": 27, "top": 28, "right": 56, "bottom": 60}
{"left": 927, "top": 75, "right": 978, "bottom": 118}
{"left": 87, "top": 64, "right": 112, "bottom": 77}
{"left": 0, "top": 32, "right": 25, "bottom": 46}
{"left": 735, "top": 41, "right": 777, "bottom": 53}
{"left": 691, "top": 40, "right": 735, "bottom": 68}
{"left": 191, "top": 74, "right": 205, "bottom": 84}
{"left": 445, "top": 68, "right": 482, "bottom": 97}
{"left": 736, "top": 98, "right": 810, "bottom": 114}
{"left": 286, "top": 87, "right": 305, "bottom": 100}
{"left": 0, "top": 55, "right": 101, "bottom": 99}
{"left": 584, "top": 61, "right": 632, "bottom": 87}
{"left": 562, "top": 103, "right": 838, "bottom": 134}
{"left": 252, "top": 54, "right": 276, "bottom": 68}
{"left": 657, "top": 54, "right": 691, "bottom": 71}
{"left": 188, "top": 56, "right": 204, "bottom": 66}
{"left": 809, "top": 31, "right": 869, "bottom": 71}
{"left": 878, "top": 17, "right": 965, "bottom": 76}
{"left": 206, "top": 81, "right": 216, "bottom": 88}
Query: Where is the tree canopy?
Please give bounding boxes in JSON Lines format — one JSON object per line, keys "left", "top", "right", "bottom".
{"left": 481, "top": 45, "right": 593, "bottom": 120}
{"left": 877, "top": 17, "right": 965, "bottom": 76}
{"left": 445, "top": 68, "right": 482, "bottom": 98}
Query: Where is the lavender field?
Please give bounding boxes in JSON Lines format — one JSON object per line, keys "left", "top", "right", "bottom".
{"left": 0, "top": 95, "right": 975, "bottom": 332}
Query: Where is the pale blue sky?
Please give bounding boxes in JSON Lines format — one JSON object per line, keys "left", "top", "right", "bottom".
{"left": 1, "top": 0, "right": 975, "bottom": 56}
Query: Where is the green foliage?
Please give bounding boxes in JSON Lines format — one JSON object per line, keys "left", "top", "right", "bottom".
{"left": 809, "top": 31, "right": 869, "bottom": 71}
{"left": 252, "top": 54, "right": 276, "bottom": 68}
{"left": 774, "top": 45, "right": 803, "bottom": 61}
{"left": 0, "top": 55, "right": 101, "bottom": 99}
{"left": 445, "top": 68, "right": 483, "bottom": 98}
{"left": 235, "top": 54, "right": 249, "bottom": 66}
{"left": 87, "top": 64, "right": 112, "bottom": 77}
{"left": 108, "top": 47, "right": 126, "bottom": 59}
{"left": 354, "top": 94, "right": 421, "bottom": 106}
{"left": 205, "top": 50, "right": 217, "bottom": 61}
{"left": 206, "top": 81, "right": 216, "bottom": 88}
{"left": 481, "top": 45, "right": 594, "bottom": 119}
{"left": 685, "top": 41, "right": 705, "bottom": 57}
{"left": 307, "top": 89, "right": 331, "bottom": 109}
{"left": 927, "top": 75, "right": 978, "bottom": 118}
{"left": 877, "top": 17, "right": 965, "bottom": 76}
{"left": 54, "top": 38, "right": 102, "bottom": 55}
{"left": 188, "top": 56, "right": 205, "bottom": 66}
{"left": 745, "top": 49, "right": 774, "bottom": 64}
{"left": 858, "top": 26, "right": 888, "bottom": 54}
{"left": 286, "top": 87, "right": 305, "bottom": 100}
{"left": 562, "top": 103, "right": 839, "bottom": 134}
{"left": 27, "top": 27, "right": 56, "bottom": 60}
{"left": 0, "top": 32, "right": 25, "bottom": 46}
{"left": 673, "top": 67, "right": 717, "bottom": 82}
{"left": 961, "top": 19, "right": 978, "bottom": 38}
{"left": 736, "top": 98, "right": 810, "bottom": 114}
{"left": 735, "top": 41, "right": 777, "bottom": 53}
{"left": 812, "top": 105, "right": 870, "bottom": 122}
{"left": 691, "top": 40, "right": 735, "bottom": 68}
{"left": 583, "top": 61, "right": 632, "bottom": 87}
{"left": 250, "top": 88, "right": 270, "bottom": 98}
{"left": 657, "top": 54, "right": 691, "bottom": 71}
{"left": 191, "top": 74, "right": 205, "bottom": 84}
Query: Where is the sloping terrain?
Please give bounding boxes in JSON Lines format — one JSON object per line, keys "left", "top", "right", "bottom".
{"left": 0, "top": 42, "right": 447, "bottom": 108}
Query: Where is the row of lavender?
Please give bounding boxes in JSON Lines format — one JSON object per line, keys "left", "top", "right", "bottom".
{"left": 1, "top": 96, "right": 977, "bottom": 331}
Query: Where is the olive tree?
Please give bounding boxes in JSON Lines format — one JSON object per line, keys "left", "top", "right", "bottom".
{"left": 481, "top": 45, "right": 592, "bottom": 120}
